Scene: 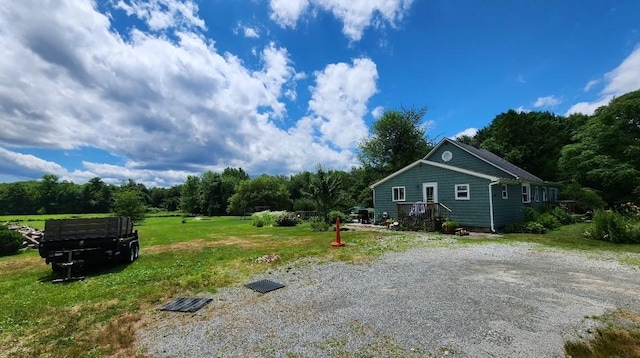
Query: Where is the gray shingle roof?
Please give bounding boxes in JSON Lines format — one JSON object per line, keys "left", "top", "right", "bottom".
{"left": 448, "top": 139, "right": 544, "bottom": 182}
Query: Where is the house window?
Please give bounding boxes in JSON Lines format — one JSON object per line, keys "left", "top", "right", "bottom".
{"left": 534, "top": 186, "right": 540, "bottom": 202}
{"left": 522, "top": 183, "right": 531, "bottom": 203}
{"left": 392, "top": 186, "right": 405, "bottom": 202}
{"left": 501, "top": 184, "right": 508, "bottom": 199}
{"left": 542, "top": 187, "right": 547, "bottom": 202}
{"left": 455, "top": 184, "right": 470, "bottom": 200}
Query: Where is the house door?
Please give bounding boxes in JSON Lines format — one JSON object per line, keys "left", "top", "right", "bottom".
{"left": 423, "top": 182, "right": 438, "bottom": 203}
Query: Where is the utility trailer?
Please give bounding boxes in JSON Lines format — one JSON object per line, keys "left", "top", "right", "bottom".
{"left": 38, "top": 217, "right": 140, "bottom": 283}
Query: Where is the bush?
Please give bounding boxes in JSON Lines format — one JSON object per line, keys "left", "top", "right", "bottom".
{"left": 251, "top": 211, "right": 279, "bottom": 227}
{"left": 560, "top": 182, "right": 606, "bottom": 213}
{"left": 0, "top": 229, "right": 22, "bottom": 256}
{"left": 536, "top": 213, "right": 560, "bottom": 230}
{"left": 524, "top": 207, "right": 540, "bottom": 222}
{"left": 525, "top": 222, "right": 546, "bottom": 234}
{"left": 275, "top": 213, "right": 300, "bottom": 227}
{"left": 504, "top": 222, "right": 526, "bottom": 233}
{"left": 590, "top": 209, "right": 640, "bottom": 244}
{"left": 309, "top": 216, "right": 330, "bottom": 232}
{"left": 504, "top": 221, "right": 546, "bottom": 234}
{"left": 551, "top": 206, "right": 575, "bottom": 225}
{"left": 328, "top": 210, "right": 351, "bottom": 224}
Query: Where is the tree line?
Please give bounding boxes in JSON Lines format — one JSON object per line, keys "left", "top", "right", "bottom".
{"left": 1, "top": 89, "right": 638, "bottom": 217}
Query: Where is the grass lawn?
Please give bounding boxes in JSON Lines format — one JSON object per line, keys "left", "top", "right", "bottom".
{"left": 0, "top": 215, "right": 416, "bottom": 357}
{"left": 2, "top": 218, "right": 639, "bottom": 357}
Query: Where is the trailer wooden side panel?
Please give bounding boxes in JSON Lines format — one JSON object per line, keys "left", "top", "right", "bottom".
{"left": 43, "top": 217, "right": 133, "bottom": 242}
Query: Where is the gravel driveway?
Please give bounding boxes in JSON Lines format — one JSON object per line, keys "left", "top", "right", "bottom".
{"left": 137, "top": 238, "right": 640, "bottom": 357}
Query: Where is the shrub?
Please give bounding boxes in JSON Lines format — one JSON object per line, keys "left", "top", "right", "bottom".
{"left": 504, "top": 222, "right": 526, "bottom": 233}
{"left": 274, "top": 213, "right": 300, "bottom": 227}
{"left": 551, "top": 206, "right": 575, "bottom": 225}
{"left": 590, "top": 209, "right": 639, "bottom": 244}
{"left": 0, "top": 229, "right": 22, "bottom": 256}
{"left": 504, "top": 221, "right": 546, "bottom": 234}
{"left": 251, "top": 211, "right": 280, "bottom": 227}
{"left": 525, "top": 222, "right": 546, "bottom": 234}
{"left": 560, "top": 182, "right": 606, "bottom": 213}
{"left": 524, "top": 207, "right": 540, "bottom": 222}
{"left": 309, "top": 216, "right": 329, "bottom": 232}
{"left": 328, "top": 210, "right": 351, "bottom": 224}
{"left": 536, "top": 213, "right": 560, "bottom": 230}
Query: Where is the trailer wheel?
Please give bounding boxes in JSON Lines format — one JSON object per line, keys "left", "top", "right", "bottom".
{"left": 133, "top": 242, "right": 140, "bottom": 260}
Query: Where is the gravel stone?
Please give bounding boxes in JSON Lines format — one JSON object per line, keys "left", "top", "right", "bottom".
{"left": 137, "top": 241, "right": 640, "bottom": 357}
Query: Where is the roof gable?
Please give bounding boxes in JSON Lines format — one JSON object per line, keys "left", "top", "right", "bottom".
{"left": 370, "top": 159, "right": 499, "bottom": 188}
{"left": 425, "top": 138, "right": 544, "bottom": 182}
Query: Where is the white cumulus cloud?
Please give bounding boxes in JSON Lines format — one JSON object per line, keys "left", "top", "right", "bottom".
{"left": 533, "top": 95, "right": 562, "bottom": 108}
{"left": 308, "top": 58, "right": 379, "bottom": 149}
{"left": 0, "top": 0, "right": 376, "bottom": 185}
{"left": 269, "top": 0, "right": 414, "bottom": 41}
{"left": 453, "top": 128, "right": 478, "bottom": 139}
{"left": 269, "top": 0, "right": 310, "bottom": 28}
{"left": 567, "top": 47, "right": 640, "bottom": 115}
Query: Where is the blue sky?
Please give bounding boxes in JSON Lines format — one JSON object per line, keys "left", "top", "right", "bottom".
{"left": 1, "top": 0, "right": 639, "bottom": 187}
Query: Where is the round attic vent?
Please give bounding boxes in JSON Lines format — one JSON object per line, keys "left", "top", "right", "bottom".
{"left": 441, "top": 150, "right": 452, "bottom": 162}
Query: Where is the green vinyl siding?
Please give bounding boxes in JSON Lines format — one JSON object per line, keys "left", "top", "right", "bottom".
{"left": 492, "top": 184, "right": 525, "bottom": 228}
{"left": 373, "top": 162, "right": 493, "bottom": 228}
{"left": 429, "top": 142, "right": 511, "bottom": 178}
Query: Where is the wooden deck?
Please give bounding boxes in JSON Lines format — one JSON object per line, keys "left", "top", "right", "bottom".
{"left": 396, "top": 202, "right": 451, "bottom": 231}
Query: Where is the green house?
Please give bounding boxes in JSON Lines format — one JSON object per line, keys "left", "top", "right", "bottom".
{"left": 370, "top": 138, "right": 561, "bottom": 232}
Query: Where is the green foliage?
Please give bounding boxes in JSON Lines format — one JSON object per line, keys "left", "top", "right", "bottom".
{"left": 113, "top": 189, "right": 147, "bottom": 223}
{"left": 550, "top": 206, "right": 576, "bottom": 225}
{"left": 251, "top": 211, "right": 277, "bottom": 227}
{"left": 560, "top": 182, "right": 606, "bottom": 213}
{"left": 504, "top": 221, "right": 546, "bottom": 234}
{"left": 523, "top": 207, "right": 540, "bottom": 222}
{"left": 305, "top": 165, "right": 342, "bottom": 223}
{"left": 0, "top": 229, "right": 22, "bottom": 256}
{"left": 476, "top": 110, "right": 581, "bottom": 182}
{"left": 328, "top": 210, "right": 351, "bottom": 224}
{"left": 292, "top": 197, "right": 316, "bottom": 211}
{"left": 274, "top": 212, "right": 300, "bottom": 227}
{"left": 358, "top": 106, "right": 433, "bottom": 176}
{"left": 309, "top": 216, "right": 330, "bottom": 231}
{"left": 588, "top": 209, "right": 640, "bottom": 244}
{"left": 559, "top": 90, "right": 640, "bottom": 205}
{"left": 228, "top": 175, "right": 291, "bottom": 215}
{"left": 441, "top": 220, "right": 459, "bottom": 231}
{"left": 536, "top": 213, "right": 560, "bottom": 230}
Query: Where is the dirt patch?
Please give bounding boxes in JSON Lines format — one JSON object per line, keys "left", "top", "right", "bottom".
{"left": 143, "top": 237, "right": 280, "bottom": 255}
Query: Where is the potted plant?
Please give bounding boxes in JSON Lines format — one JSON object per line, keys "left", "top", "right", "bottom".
{"left": 441, "top": 220, "right": 458, "bottom": 234}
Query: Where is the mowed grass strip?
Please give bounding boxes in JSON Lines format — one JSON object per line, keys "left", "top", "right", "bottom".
{"left": 0, "top": 215, "right": 415, "bottom": 357}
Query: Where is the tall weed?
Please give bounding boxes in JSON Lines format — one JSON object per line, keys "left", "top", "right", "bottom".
{"left": 590, "top": 209, "right": 640, "bottom": 244}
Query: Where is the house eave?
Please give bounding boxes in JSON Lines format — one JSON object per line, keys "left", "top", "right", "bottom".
{"left": 370, "top": 159, "right": 500, "bottom": 189}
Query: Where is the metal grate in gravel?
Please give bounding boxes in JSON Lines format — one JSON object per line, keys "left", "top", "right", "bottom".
{"left": 244, "top": 279, "right": 285, "bottom": 293}
{"left": 159, "top": 297, "right": 213, "bottom": 312}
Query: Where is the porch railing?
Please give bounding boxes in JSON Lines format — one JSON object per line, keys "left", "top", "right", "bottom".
{"left": 397, "top": 202, "right": 451, "bottom": 221}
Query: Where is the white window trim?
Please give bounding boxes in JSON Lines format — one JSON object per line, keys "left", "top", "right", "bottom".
{"left": 455, "top": 184, "right": 470, "bottom": 200}
{"left": 522, "top": 183, "right": 531, "bottom": 203}
{"left": 534, "top": 186, "right": 540, "bottom": 202}
{"left": 392, "top": 186, "right": 406, "bottom": 202}
{"left": 542, "top": 187, "right": 547, "bottom": 202}
{"left": 501, "top": 184, "right": 508, "bottom": 199}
